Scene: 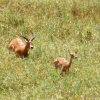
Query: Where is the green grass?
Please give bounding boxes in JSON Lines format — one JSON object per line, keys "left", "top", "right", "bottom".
{"left": 0, "top": 0, "right": 100, "bottom": 100}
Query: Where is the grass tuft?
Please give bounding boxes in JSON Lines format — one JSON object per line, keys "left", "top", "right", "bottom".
{"left": 0, "top": 0, "right": 100, "bottom": 99}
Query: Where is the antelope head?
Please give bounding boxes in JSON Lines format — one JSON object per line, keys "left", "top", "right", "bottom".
{"left": 68, "top": 50, "right": 78, "bottom": 58}
{"left": 21, "top": 32, "right": 36, "bottom": 49}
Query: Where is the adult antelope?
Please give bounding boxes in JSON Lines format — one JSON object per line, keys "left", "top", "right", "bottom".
{"left": 54, "top": 50, "right": 77, "bottom": 75}
{"left": 9, "top": 32, "right": 35, "bottom": 57}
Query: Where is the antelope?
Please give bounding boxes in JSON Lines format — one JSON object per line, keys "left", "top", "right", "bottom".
{"left": 8, "top": 33, "right": 35, "bottom": 57}
{"left": 54, "top": 51, "right": 77, "bottom": 75}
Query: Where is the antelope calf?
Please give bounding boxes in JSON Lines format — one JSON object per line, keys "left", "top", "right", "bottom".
{"left": 54, "top": 51, "right": 77, "bottom": 75}
{"left": 8, "top": 33, "right": 35, "bottom": 57}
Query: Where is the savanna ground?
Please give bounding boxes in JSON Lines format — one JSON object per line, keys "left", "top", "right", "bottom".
{"left": 0, "top": 0, "right": 100, "bottom": 100}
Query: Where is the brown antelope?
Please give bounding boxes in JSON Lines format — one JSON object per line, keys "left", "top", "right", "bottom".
{"left": 54, "top": 51, "right": 77, "bottom": 75}
{"left": 8, "top": 33, "right": 35, "bottom": 57}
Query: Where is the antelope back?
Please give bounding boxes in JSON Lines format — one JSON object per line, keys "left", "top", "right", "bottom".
{"left": 9, "top": 38, "right": 25, "bottom": 51}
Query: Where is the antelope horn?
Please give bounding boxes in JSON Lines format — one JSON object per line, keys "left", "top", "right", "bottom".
{"left": 30, "top": 31, "right": 36, "bottom": 41}
{"left": 31, "top": 35, "right": 36, "bottom": 41}
{"left": 21, "top": 35, "right": 29, "bottom": 41}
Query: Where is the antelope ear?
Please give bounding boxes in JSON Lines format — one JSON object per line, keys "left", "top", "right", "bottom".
{"left": 68, "top": 50, "right": 70, "bottom": 53}
{"left": 75, "top": 51, "right": 78, "bottom": 54}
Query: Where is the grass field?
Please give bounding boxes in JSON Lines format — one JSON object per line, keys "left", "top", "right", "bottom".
{"left": 0, "top": 0, "right": 100, "bottom": 100}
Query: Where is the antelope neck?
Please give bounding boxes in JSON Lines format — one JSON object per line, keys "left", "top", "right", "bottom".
{"left": 68, "top": 56, "right": 73, "bottom": 67}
